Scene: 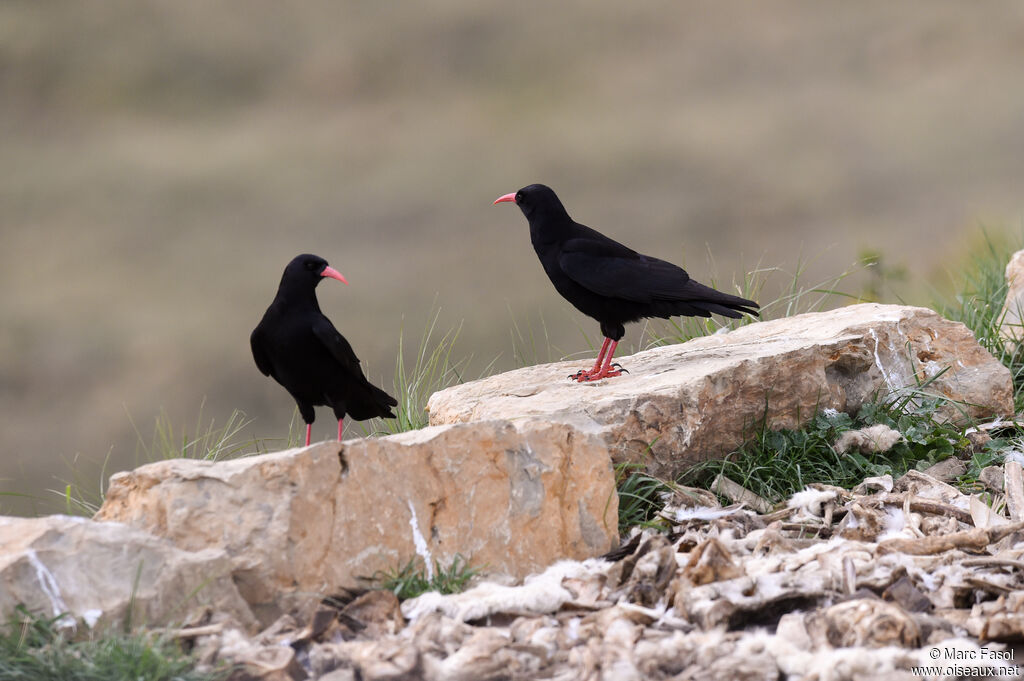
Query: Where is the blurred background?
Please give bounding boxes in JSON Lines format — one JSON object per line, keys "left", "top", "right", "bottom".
{"left": 3, "top": 1, "right": 1024, "bottom": 515}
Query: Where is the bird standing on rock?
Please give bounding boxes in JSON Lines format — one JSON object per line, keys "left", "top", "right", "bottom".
{"left": 494, "top": 184, "right": 759, "bottom": 381}
{"left": 251, "top": 254, "right": 397, "bottom": 446}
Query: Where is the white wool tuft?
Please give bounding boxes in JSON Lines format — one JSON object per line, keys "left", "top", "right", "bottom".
{"left": 1004, "top": 449, "right": 1024, "bottom": 465}
{"left": 833, "top": 424, "right": 903, "bottom": 454}
{"left": 401, "top": 559, "right": 597, "bottom": 622}
{"left": 787, "top": 488, "right": 838, "bottom": 517}
{"left": 879, "top": 506, "right": 908, "bottom": 539}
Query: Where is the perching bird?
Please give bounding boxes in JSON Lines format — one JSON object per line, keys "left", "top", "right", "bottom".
{"left": 494, "top": 184, "right": 758, "bottom": 381}
{"left": 251, "top": 253, "right": 397, "bottom": 445}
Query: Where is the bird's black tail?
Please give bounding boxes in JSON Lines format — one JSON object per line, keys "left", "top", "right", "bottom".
{"left": 346, "top": 380, "right": 398, "bottom": 420}
{"left": 665, "top": 280, "right": 759, "bottom": 319}
{"left": 373, "top": 384, "right": 399, "bottom": 419}
{"left": 692, "top": 294, "right": 759, "bottom": 319}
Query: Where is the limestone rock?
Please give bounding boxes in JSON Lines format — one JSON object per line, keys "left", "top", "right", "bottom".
{"left": 428, "top": 304, "right": 1012, "bottom": 479}
{"left": 0, "top": 515, "right": 256, "bottom": 631}
{"left": 95, "top": 420, "right": 618, "bottom": 624}
{"left": 195, "top": 468, "right": 1024, "bottom": 681}
{"left": 999, "top": 249, "right": 1024, "bottom": 345}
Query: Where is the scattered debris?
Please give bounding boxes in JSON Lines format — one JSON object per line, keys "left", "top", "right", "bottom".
{"left": 710, "top": 474, "right": 773, "bottom": 514}
{"left": 195, "top": 461, "right": 1024, "bottom": 680}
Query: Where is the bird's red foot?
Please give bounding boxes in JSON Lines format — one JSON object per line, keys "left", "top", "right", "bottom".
{"left": 585, "top": 367, "right": 622, "bottom": 381}
{"left": 568, "top": 339, "right": 626, "bottom": 382}
{"left": 569, "top": 364, "right": 627, "bottom": 382}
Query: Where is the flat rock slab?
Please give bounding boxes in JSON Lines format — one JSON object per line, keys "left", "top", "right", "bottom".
{"left": 428, "top": 304, "right": 1013, "bottom": 479}
{"left": 95, "top": 420, "right": 618, "bottom": 625}
{"left": 0, "top": 515, "right": 256, "bottom": 631}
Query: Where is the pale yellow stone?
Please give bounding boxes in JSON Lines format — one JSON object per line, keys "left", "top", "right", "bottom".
{"left": 428, "top": 304, "right": 1012, "bottom": 479}
{"left": 0, "top": 515, "right": 256, "bottom": 631}
{"left": 96, "top": 420, "right": 618, "bottom": 624}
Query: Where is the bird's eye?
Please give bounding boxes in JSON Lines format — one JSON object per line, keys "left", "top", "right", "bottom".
{"left": 305, "top": 261, "right": 317, "bottom": 271}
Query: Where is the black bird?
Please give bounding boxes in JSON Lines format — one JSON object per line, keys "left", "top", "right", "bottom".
{"left": 494, "top": 184, "right": 758, "bottom": 381}
{"left": 251, "top": 254, "right": 397, "bottom": 445}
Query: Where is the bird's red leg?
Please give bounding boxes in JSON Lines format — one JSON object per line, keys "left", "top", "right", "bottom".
{"left": 583, "top": 340, "right": 626, "bottom": 381}
{"left": 337, "top": 419, "right": 344, "bottom": 442}
{"left": 570, "top": 337, "right": 615, "bottom": 381}
{"left": 304, "top": 423, "right": 312, "bottom": 447}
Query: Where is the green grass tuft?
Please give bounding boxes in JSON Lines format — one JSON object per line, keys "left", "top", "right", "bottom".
{"left": 129, "top": 403, "right": 262, "bottom": 463}
{"left": 508, "top": 306, "right": 557, "bottom": 369}
{"left": 957, "top": 439, "right": 1012, "bottom": 491}
{"left": 614, "top": 462, "right": 674, "bottom": 535}
{"left": 55, "top": 403, "right": 289, "bottom": 516}
{"left": 0, "top": 606, "right": 226, "bottom": 681}
{"left": 370, "top": 554, "right": 480, "bottom": 600}
{"left": 628, "top": 234, "right": 1024, "bottom": 526}
{"left": 363, "top": 309, "right": 471, "bottom": 436}
{"left": 644, "top": 254, "right": 871, "bottom": 346}
{"left": 679, "top": 396, "right": 970, "bottom": 506}
{"left": 935, "top": 229, "right": 1024, "bottom": 411}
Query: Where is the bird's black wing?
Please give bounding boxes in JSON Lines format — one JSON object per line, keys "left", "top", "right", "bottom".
{"left": 311, "top": 316, "right": 366, "bottom": 378}
{"left": 558, "top": 237, "right": 693, "bottom": 303}
{"left": 250, "top": 327, "right": 274, "bottom": 377}
{"left": 314, "top": 316, "right": 398, "bottom": 417}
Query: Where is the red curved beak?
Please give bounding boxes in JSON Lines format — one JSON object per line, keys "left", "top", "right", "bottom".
{"left": 321, "top": 266, "right": 348, "bottom": 284}
{"left": 493, "top": 192, "right": 517, "bottom": 205}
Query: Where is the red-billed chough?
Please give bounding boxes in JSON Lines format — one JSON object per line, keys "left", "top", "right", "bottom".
{"left": 494, "top": 184, "right": 758, "bottom": 381}
{"left": 251, "top": 254, "right": 397, "bottom": 445}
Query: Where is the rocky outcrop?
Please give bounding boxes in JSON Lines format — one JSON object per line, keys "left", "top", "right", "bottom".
{"left": 0, "top": 515, "right": 256, "bottom": 632}
{"left": 95, "top": 420, "right": 618, "bottom": 625}
{"left": 1000, "top": 249, "right": 1024, "bottom": 346}
{"left": 428, "top": 304, "right": 1013, "bottom": 479}
{"left": 191, "top": 460, "right": 1024, "bottom": 680}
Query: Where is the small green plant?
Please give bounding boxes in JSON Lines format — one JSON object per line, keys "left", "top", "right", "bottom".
{"left": 363, "top": 309, "right": 470, "bottom": 436}
{"left": 57, "top": 451, "right": 114, "bottom": 517}
{"left": 958, "top": 439, "right": 1012, "bottom": 490}
{"left": 614, "top": 462, "right": 674, "bottom": 535}
{"left": 370, "top": 555, "right": 480, "bottom": 600}
{"left": 935, "top": 229, "right": 1024, "bottom": 410}
{"left": 508, "top": 307, "right": 557, "bottom": 368}
{"left": 0, "top": 605, "right": 226, "bottom": 681}
{"left": 680, "top": 396, "right": 969, "bottom": 505}
{"left": 56, "top": 403, "right": 280, "bottom": 516}
{"left": 129, "top": 402, "right": 261, "bottom": 463}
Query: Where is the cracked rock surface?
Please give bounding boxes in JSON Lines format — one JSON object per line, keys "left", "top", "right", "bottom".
{"left": 0, "top": 515, "right": 256, "bottom": 632}
{"left": 94, "top": 420, "right": 619, "bottom": 625}
{"left": 427, "top": 303, "right": 1013, "bottom": 479}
